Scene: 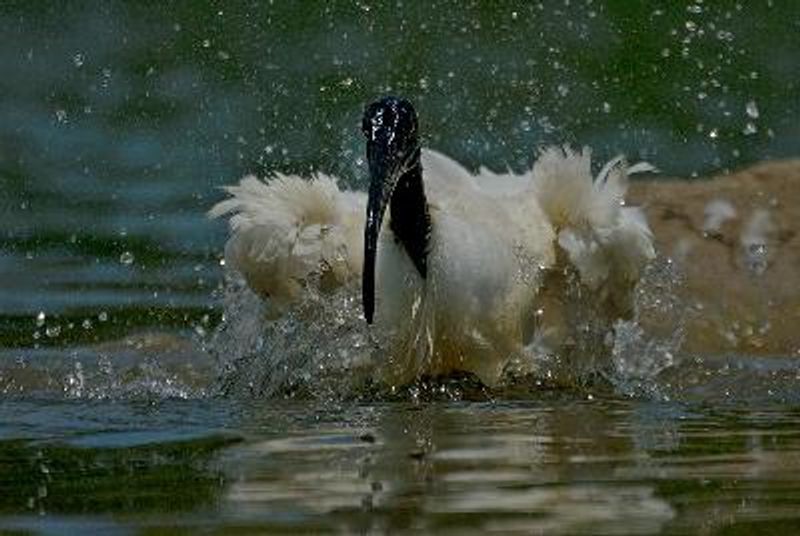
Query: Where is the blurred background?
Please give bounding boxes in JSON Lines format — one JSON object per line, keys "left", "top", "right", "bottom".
{"left": 1, "top": 0, "right": 798, "bottom": 347}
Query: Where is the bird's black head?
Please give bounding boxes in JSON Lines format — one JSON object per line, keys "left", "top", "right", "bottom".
{"left": 361, "top": 96, "right": 424, "bottom": 324}
{"left": 362, "top": 96, "right": 419, "bottom": 161}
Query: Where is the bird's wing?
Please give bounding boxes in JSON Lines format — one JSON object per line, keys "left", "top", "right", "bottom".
{"left": 532, "top": 147, "right": 656, "bottom": 318}
{"left": 209, "top": 173, "right": 365, "bottom": 310}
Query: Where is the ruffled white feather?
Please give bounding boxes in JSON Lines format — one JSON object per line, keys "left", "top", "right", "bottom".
{"left": 210, "top": 146, "right": 656, "bottom": 384}
{"left": 532, "top": 147, "right": 656, "bottom": 316}
{"left": 209, "top": 173, "right": 364, "bottom": 311}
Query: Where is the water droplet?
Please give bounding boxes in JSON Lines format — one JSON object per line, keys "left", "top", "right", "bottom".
{"left": 708, "top": 128, "right": 719, "bottom": 139}
{"left": 36, "top": 312, "right": 46, "bottom": 327}
{"left": 743, "top": 122, "right": 757, "bottom": 135}
{"left": 98, "top": 311, "right": 108, "bottom": 322}
{"left": 119, "top": 251, "right": 135, "bottom": 265}
{"left": 602, "top": 102, "right": 611, "bottom": 113}
{"left": 556, "top": 83, "right": 569, "bottom": 97}
{"left": 716, "top": 30, "right": 734, "bottom": 41}
{"left": 82, "top": 319, "right": 92, "bottom": 330}
{"left": 55, "top": 110, "right": 68, "bottom": 123}
{"left": 202, "top": 39, "right": 211, "bottom": 48}
{"left": 661, "top": 48, "right": 671, "bottom": 58}
{"left": 101, "top": 68, "right": 112, "bottom": 89}
{"left": 45, "top": 325, "right": 61, "bottom": 338}
{"left": 685, "top": 20, "right": 698, "bottom": 32}
{"left": 745, "top": 100, "right": 759, "bottom": 119}
{"left": 72, "top": 53, "right": 84, "bottom": 67}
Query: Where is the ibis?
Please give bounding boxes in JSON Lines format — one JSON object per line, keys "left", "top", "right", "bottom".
{"left": 210, "top": 97, "right": 655, "bottom": 386}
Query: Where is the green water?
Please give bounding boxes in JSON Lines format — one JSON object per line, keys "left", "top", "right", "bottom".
{"left": 3, "top": 395, "right": 800, "bottom": 534}
{"left": 1, "top": 1, "right": 800, "bottom": 533}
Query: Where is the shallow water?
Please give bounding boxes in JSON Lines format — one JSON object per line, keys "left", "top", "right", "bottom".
{"left": 2, "top": 2, "right": 800, "bottom": 533}
{"left": 2, "top": 392, "right": 800, "bottom": 534}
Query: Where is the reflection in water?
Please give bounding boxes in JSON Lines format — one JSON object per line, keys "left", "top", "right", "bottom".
{"left": 0, "top": 395, "right": 799, "bottom": 533}
{"left": 214, "top": 400, "right": 800, "bottom": 534}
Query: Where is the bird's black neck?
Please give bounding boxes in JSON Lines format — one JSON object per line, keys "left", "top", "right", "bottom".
{"left": 389, "top": 152, "right": 430, "bottom": 278}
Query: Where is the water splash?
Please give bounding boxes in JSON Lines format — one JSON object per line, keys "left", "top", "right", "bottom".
{"left": 0, "top": 334, "right": 212, "bottom": 400}
{"left": 209, "top": 272, "right": 376, "bottom": 399}
{"left": 608, "top": 257, "right": 687, "bottom": 399}
{"left": 740, "top": 209, "right": 774, "bottom": 276}
{"left": 211, "top": 256, "right": 688, "bottom": 401}
{"left": 702, "top": 198, "right": 736, "bottom": 236}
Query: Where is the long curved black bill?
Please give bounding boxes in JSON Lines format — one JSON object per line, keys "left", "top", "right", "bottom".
{"left": 362, "top": 143, "right": 394, "bottom": 324}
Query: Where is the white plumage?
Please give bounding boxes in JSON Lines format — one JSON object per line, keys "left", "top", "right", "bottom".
{"left": 208, "top": 173, "right": 364, "bottom": 313}
{"left": 210, "top": 145, "right": 655, "bottom": 387}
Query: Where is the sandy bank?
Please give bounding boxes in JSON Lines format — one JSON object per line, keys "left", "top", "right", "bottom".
{"left": 629, "top": 159, "right": 800, "bottom": 356}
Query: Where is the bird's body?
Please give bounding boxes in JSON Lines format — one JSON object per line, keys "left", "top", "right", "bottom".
{"left": 370, "top": 150, "right": 556, "bottom": 384}
{"left": 211, "top": 98, "right": 655, "bottom": 387}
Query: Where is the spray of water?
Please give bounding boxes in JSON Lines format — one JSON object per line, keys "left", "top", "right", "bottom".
{"left": 210, "top": 254, "right": 688, "bottom": 400}
{"left": 209, "top": 271, "right": 377, "bottom": 399}
{"left": 608, "top": 257, "right": 688, "bottom": 399}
